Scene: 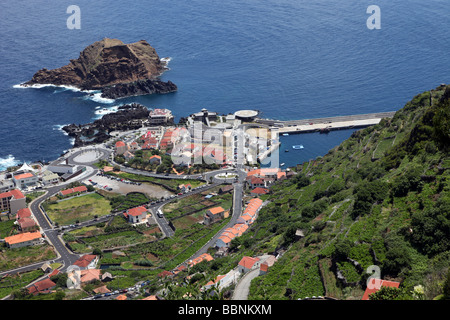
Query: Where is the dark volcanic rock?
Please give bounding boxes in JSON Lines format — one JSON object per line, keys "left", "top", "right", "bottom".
{"left": 100, "top": 79, "right": 177, "bottom": 99}
{"left": 24, "top": 38, "right": 177, "bottom": 98}
{"left": 62, "top": 103, "right": 150, "bottom": 147}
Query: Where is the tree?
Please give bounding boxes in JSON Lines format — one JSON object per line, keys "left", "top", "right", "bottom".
{"left": 443, "top": 269, "right": 450, "bottom": 299}
{"left": 409, "top": 198, "right": 450, "bottom": 256}
{"left": 282, "top": 225, "right": 297, "bottom": 246}
{"left": 369, "top": 286, "right": 412, "bottom": 300}
{"left": 333, "top": 238, "right": 352, "bottom": 261}
{"left": 382, "top": 233, "right": 412, "bottom": 276}
{"left": 294, "top": 174, "right": 310, "bottom": 189}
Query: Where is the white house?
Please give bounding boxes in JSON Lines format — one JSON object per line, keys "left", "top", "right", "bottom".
{"left": 124, "top": 206, "right": 148, "bottom": 224}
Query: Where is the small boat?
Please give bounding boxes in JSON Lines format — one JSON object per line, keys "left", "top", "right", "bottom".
{"left": 285, "top": 149, "right": 289, "bottom": 152}
{"left": 292, "top": 145, "right": 304, "bottom": 150}
{"left": 280, "top": 163, "right": 285, "bottom": 166}
{"left": 283, "top": 133, "right": 289, "bottom": 136}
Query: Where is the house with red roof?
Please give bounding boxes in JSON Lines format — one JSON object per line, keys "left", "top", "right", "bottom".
{"left": 362, "top": 279, "right": 401, "bottom": 300}
{"left": 28, "top": 278, "right": 56, "bottom": 295}
{"left": 80, "top": 269, "right": 101, "bottom": 284}
{"left": 123, "top": 206, "right": 148, "bottom": 224}
{"left": 251, "top": 187, "right": 270, "bottom": 196}
{"left": 16, "top": 207, "right": 32, "bottom": 219}
{"left": 73, "top": 254, "right": 99, "bottom": 270}
{"left": 158, "top": 270, "right": 173, "bottom": 278}
{"left": 18, "top": 217, "right": 37, "bottom": 231}
{"left": 188, "top": 253, "right": 214, "bottom": 268}
{"left": 13, "top": 172, "right": 39, "bottom": 189}
{"left": 215, "top": 223, "right": 249, "bottom": 248}
{"left": 204, "top": 206, "right": 226, "bottom": 225}
{"left": 4, "top": 231, "right": 42, "bottom": 249}
{"left": 115, "top": 141, "right": 128, "bottom": 155}
{"left": 59, "top": 185, "right": 87, "bottom": 197}
{"left": 238, "top": 256, "right": 260, "bottom": 273}
{"left": 149, "top": 154, "right": 162, "bottom": 164}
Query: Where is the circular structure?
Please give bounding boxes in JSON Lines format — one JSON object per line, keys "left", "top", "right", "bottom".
{"left": 71, "top": 149, "right": 105, "bottom": 164}
{"left": 234, "top": 109, "right": 259, "bottom": 121}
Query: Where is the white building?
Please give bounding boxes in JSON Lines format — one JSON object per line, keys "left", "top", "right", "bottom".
{"left": 149, "top": 108, "right": 174, "bottom": 125}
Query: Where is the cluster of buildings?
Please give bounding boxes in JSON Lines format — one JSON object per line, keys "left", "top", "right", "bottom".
{"left": 215, "top": 197, "right": 264, "bottom": 249}
{"left": 0, "top": 188, "right": 43, "bottom": 248}
{"left": 28, "top": 254, "right": 101, "bottom": 296}
{"left": 246, "top": 167, "right": 293, "bottom": 190}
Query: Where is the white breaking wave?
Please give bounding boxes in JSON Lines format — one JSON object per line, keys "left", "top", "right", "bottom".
{"left": 85, "top": 91, "right": 115, "bottom": 104}
{"left": 52, "top": 124, "right": 70, "bottom": 136}
{"left": 13, "top": 83, "right": 115, "bottom": 104}
{"left": 161, "top": 57, "right": 172, "bottom": 70}
{"left": 93, "top": 105, "right": 121, "bottom": 119}
{"left": 0, "top": 154, "right": 20, "bottom": 172}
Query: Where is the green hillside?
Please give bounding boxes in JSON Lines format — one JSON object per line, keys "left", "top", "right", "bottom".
{"left": 246, "top": 84, "right": 450, "bottom": 300}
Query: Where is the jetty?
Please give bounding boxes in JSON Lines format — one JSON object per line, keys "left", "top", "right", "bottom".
{"left": 256, "top": 111, "right": 396, "bottom": 134}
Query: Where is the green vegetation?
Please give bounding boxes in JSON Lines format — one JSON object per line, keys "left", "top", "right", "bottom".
{"left": 26, "top": 191, "right": 46, "bottom": 204}
{"left": 2, "top": 270, "right": 44, "bottom": 299}
{"left": 0, "top": 244, "right": 57, "bottom": 272}
{"left": 105, "top": 171, "right": 205, "bottom": 191}
{"left": 43, "top": 192, "right": 112, "bottom": 225}
{"left": 246, "top": 85, "right": 450, "bottom": 300}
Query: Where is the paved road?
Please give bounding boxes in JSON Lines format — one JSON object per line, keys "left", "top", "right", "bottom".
{"left": 232, "top": 255, "right": 270, "bottom": 300}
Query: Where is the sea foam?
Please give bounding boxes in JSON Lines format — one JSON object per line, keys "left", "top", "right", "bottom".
{"left": 13, "top": 83, "right": 115, "bottom": 104}
{"left": 0, "top": 154, "right": 20, "bottom": 172}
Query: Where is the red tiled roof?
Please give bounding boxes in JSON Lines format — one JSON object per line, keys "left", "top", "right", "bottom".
{"left": 73, "top": 254, "right": 97, "bottom": 268}
{"left": 14, "top": 172, "right": 34, "bottom": 180}
{"left": 127, "top": 206, "right": 147, "bottom": 217}
{"left": 260, "top": 263, "right": 269, "bottom": 272}
{"left": 115, "top": 141, "right": 126, "bottom": 147}
{"left": 158, "top": 270, "right": 173, "bottom": 278}
{"left": 28, "top": 278, "right": 56, "bottom": 295}
{"left": 18, "top": 217, "right": 36, "bottom": 229}
{"left": 0, "top": 189, "right": 25, "bottom": 200}
{"left": 238, "top": 256, "right": 260, "bottom": 269}
{"left": 208, "top": 207, "right": 225, "bottom": 215}
{"left": 189, "top": 253, "right": 214, "bottom": 267}
{"left": 5, "top": 231, "right": 41, "bottom": 245}
{"left": 362, "top": 279, "right": 401, "bottom": 300}
{"left": 251, "top": 187, "right": 269, "bottom": 194}
{"left": 48, "top": 269, "right": 60, "bottom": 278}
{"left": 60, "top": 186, "right": 87, "bottom": 196}
{"left": 17, "top": 208, "right": 32, "bottom": 219}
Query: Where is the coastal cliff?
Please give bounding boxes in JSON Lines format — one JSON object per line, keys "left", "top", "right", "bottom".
{"left": 24, "top": 38, "right": 177, "bottom": 98}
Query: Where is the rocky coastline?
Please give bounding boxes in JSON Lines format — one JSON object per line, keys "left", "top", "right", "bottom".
{"left": 62, "top": 103, "right": 150, "bottom": 147}
{"left": 24, "top": 38, "right": 177, "bottom": 99}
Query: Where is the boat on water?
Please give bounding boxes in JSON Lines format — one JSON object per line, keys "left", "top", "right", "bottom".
{"left": 285, "top": 149, "right": 289, "bottom": 152}
{"left": 283, "top": 133, "right": 289, "bottom": 136}
{"left": 292, "top": 145, "right": 304, "bottom": 150}
{"left": 280, "top": 163, "right": 285, "bottom": 166}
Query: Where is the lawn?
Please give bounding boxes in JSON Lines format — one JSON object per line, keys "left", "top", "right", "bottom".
{"left": 44, "top": 193, "right": 112, "bottom": 225}
{"left": 0, "top": 244, "right": 57, "bottom": 272}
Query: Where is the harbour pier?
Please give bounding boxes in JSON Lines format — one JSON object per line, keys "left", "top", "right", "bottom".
{"left": 256, "top": 111, "right": 396, "bottom": 134}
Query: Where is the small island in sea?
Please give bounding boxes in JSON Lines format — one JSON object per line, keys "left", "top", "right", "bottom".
{"left": 23, "top": 38, "right": 177, "bottom": 99}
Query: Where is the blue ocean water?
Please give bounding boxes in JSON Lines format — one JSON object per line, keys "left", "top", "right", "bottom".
{"left": 1, "top": 0, "right": 449, "bottom": 170}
